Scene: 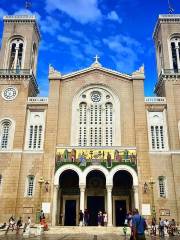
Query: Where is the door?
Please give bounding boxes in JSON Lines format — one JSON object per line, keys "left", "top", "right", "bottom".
{"left": 87, "top": 196, "right": 104, "bottom": 226}
{"left": 64, "top": 200, "right": 76, "bottom": 226}
{"left": 115, "top": 200, "right": 127, "bottom": 226}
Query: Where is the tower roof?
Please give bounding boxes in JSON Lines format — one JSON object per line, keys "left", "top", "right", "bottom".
{"left": 153, "top": 14, "right": 180, "bottom": 40}
{"left": 3, "top": 15, "right": 40, "bottom": 40}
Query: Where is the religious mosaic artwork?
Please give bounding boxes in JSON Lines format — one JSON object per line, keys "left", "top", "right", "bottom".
{"left": 56, "top": 148, "right": 137, "bottom": 168}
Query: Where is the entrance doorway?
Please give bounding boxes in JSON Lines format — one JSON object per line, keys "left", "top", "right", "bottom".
{"left": 115, "top": 200, "right": 127, "bottom": 226}
{"left": 64, "top": 200, "right": 76, "bottom": 226}
{"left": 87, "top": 196, "right": 105, "bottom": 226}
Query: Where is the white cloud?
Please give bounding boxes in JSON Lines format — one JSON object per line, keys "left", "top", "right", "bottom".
{"left": 107, "top": 11, "right": 122, "bottom": 24}
{"left": 58, "top": 35, "right": 80, "bottom": 45}
{"left": 40, "top": 16, "right": 60, "bottom": 35}
{"left": 45, "top": 0, "right": 102, "bottom": 24}
{"left": 103, "top": 34, "right": 143, "bottom": 73}
{"left": 0, "top": 8, "right": 8, "bottom": 19}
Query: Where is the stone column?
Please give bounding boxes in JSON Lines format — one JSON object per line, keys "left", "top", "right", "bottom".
{"left": 133, "top": 185, "right": 139, "bottom": 210}
{"left": 107, "top": 185, "right": 113, "bottom": 226}
{"left": 80, "top": 185, "right": 85, "bottom": 212}
{"left": 52, "top": 185, "right": 59, "bottom": 226}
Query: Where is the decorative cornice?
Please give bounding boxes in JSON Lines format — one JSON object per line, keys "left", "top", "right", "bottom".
{"left": 61, "top": 66, "right": 132, "bottom": 80}
{"left": 132, "top": 65, "right": 145, "bottom": 80}
{"left": 48, "top": 64, "right": 61, "bottom": 80}
{"left": 3, "top": 15, "right": 41, "bottom": 41}
{"left": 153, "top": 14, "right": 180, "bottom": 40}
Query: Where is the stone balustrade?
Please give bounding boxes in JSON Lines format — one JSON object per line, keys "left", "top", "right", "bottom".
{"left": 145, "top": 97, "right": 166, "bottom": 104}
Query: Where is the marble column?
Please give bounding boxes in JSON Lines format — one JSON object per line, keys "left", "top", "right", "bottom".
{"left": 80, "top": 185, "right": 85, "bottom": 212}
{"left": 52, "top": 185, "right": 59, "bottom": 226}
{"left": 133, "top": 185, "right": 139, "bottom": 210}
{"left": 107, "top": 185, "right": 113, "bottom": 226}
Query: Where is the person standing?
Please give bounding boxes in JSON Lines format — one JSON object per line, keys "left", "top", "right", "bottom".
{"left": 164, "top": 219, "right": 169, "bottom": 236}
{"left": 151, "top": 217, "right": 156, "bottom": 236}
{"left": 79, "top": 210, "right": 84, "bottom": 227}
{"left": 131, "top": 209, "right": 147, "bottom": 240}
{"left": 39, "top": 210, "right": 45, "bottom": 224}
{"left": 159, "top": 218, "right": 165, "bottom": 237}
{"left": 103, "top": 212, "right": 108, "bottom": 227}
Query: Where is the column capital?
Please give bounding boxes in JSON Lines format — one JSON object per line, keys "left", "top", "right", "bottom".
{"left": 106, "top": 185, "right": 113, "bottom": 191}
{"left": 79, "top": 185, "right": 86, "bottom": 191}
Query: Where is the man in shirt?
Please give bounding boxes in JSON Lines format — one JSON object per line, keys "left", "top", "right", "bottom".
{"left": 132, "top": 209, "right": 147, "bottom": 240}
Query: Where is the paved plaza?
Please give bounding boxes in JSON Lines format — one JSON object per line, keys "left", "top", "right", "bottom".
{"left": 0, "top": 234, "right": 180, "bottom": 240}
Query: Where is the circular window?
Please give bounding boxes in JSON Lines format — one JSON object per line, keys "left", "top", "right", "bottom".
{"left": 91, "top": 91, "right": 101, "bottom": 102}
{"left": 2, "top": 87, "right": 18, "bottom": 101}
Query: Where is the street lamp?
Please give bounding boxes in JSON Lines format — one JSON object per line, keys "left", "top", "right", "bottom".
{"left": 149, "top": 177, "right": 156, "bottom": 219}
{"left": 38, "top": 177, "right": 45, "bottom": 211}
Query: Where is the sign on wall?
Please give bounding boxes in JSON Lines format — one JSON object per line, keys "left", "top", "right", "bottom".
{"left": 142, "top": 204, "right": 151, "bottom": 216}
{"left": 160, "top": 209, "right": 170, "bottom": 216}
{"left": 42, "top": 202, "right": 51, "bottom": 214}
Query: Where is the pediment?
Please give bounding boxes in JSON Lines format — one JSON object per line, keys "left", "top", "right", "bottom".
{"left": 61, "top": 66, "right": 132, "bottom": 81}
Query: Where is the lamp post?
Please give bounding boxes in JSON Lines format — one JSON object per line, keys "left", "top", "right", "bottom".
{"left": 149, "top": 177, "right": 156, "bottom": 219}
{"left": 38, "top": 177, "right": 45, "bottom": 211}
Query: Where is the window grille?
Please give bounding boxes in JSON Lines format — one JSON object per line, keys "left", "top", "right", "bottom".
{"left": 159, "top": 176, "right": 166, "bottom": 198}
{"left": 150, "top": 125, "right": 165, "bottom": 150}
{"left": 0, "top": 121, "right": 11, "bottom": 149}
{"left": 28, "top": 125, "right": 43, "bottom": 150}
{"left": 27, "top": 175, "right": 35, "bottom": 197}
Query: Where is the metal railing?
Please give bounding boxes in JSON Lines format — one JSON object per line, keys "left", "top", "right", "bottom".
{"left": 28, "top": 97, "right": 48, "bottom": 103}
{"left": 0, "top": 69, "right": 33, "bottom": 75}
{"left": 161, "top": 69, "right": 180, "bottom": 75}
{"left": 145, "top": 97, "right": 166, "bottom": 103}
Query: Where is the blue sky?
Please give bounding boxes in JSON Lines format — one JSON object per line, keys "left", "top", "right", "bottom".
{"left": 0, "top": 0, "right": 179, "bottom": 96}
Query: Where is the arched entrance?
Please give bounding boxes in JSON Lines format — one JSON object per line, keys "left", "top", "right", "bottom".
{"left": 59, "top": 170, "right": 79, "bottom": 226}
{"left": 112, "top": 170, "right": 133, "bottom": 226}
{"left": 86, "top": 170, "right": 106, "bottom": 226}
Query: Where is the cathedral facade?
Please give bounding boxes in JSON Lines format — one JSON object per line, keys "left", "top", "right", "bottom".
{"left": 0, "top": 14, "right": 180, "bottom": 226}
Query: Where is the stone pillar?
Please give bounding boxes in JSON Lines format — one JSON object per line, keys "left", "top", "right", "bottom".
{"left": 107, "top": 185, "right": 113, "bottom": 226}
{"left": 52, "top": 185, "right": 59, "bottom": 226}
{"left": 80, "top": 185, "right": 85, "bottom": 212}
{"left": 133, "top": 185, "right": 139, "bottom": 210}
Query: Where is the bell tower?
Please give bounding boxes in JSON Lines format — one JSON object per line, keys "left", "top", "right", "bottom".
{"left": 153, "top": 14, "right": 180, "bottom": 96}
{"left": 0, "top": 15, "right": 40, "bottom": 96}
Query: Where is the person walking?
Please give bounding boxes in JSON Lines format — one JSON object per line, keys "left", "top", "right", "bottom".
{"left": 164, "top": 219, "right": 169, "bottom": 236}
{"left": 131, "top": 209, "right": 147, "bottom": 240}
{"left": 5, "top": 216, "right": 15, "bottom": 234}
{"left": 79, "top": 210, "right": 84, "bottom": 227}
{"left": 151, "top": 217, "right": 156, "bottom": 236}
{"left": 16, "top": 217, "right": 23, "bottom": 234}
{"left": 84, "top": 209, "right": 89, "bottom": 226}
{"left": 23, "top": 216, "right": 31, "bottom": 233}
{"left": 39, "top": 210, "right": 45, "bottom": 224}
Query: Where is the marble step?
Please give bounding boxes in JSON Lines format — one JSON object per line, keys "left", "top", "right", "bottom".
{"left": 47, "top": 226, "right": 131, "bottom": 235}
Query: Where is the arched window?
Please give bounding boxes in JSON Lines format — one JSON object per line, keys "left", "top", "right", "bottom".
{"left": 25, "top": 111, "right": 45, "bottom": 150}
{"left": 147, "top": 111, "right": 168, "bottom": 151}
{"left": 72, "top": 87, "right": 120, "bottom": 146}
{"left": 170, "top": 37, "right": 180, "bottom": 72}
{"left": 0, "top": 175, "right": 2, "bottom": 186}
{"left": 26, "top": 175, "right": 35, "bottom": 197}
{"left": 9, "top": 38, "right": 24, "bottom": 69}
{"left": 0, "top": 120, "right": 11, "bottom": 150}
{"left": 158, "top": 176, "right": 166, "bottom": 198}
{"left": 31, "top": 43, "right": 37, "bottom": 73}
{"left": 28, "top": 125, "right": 43, "bottom": 149}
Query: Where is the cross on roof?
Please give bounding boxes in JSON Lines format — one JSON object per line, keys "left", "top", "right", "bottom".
{"left": 94, "top": 55, "right": 100, "bottom": 63}
{"left": 25, "top": 0, "right": 32, "bottom": 9}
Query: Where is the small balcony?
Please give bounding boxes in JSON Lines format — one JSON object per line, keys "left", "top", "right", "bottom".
{"left": 55, "top": 147, "right": 137, "bottom": 172}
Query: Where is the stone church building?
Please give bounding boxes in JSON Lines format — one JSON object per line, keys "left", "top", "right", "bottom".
{"left": 0, "top": 14, "right": 180, "bottom": 226}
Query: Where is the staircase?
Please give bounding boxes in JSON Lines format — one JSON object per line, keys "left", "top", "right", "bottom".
{"left": 46, "top": 226, "right": 131, "bottom": 235}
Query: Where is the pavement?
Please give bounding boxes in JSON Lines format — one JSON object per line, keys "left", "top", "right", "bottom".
{"left": 0, "top": 234, "right": 180, "bottom": 240}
